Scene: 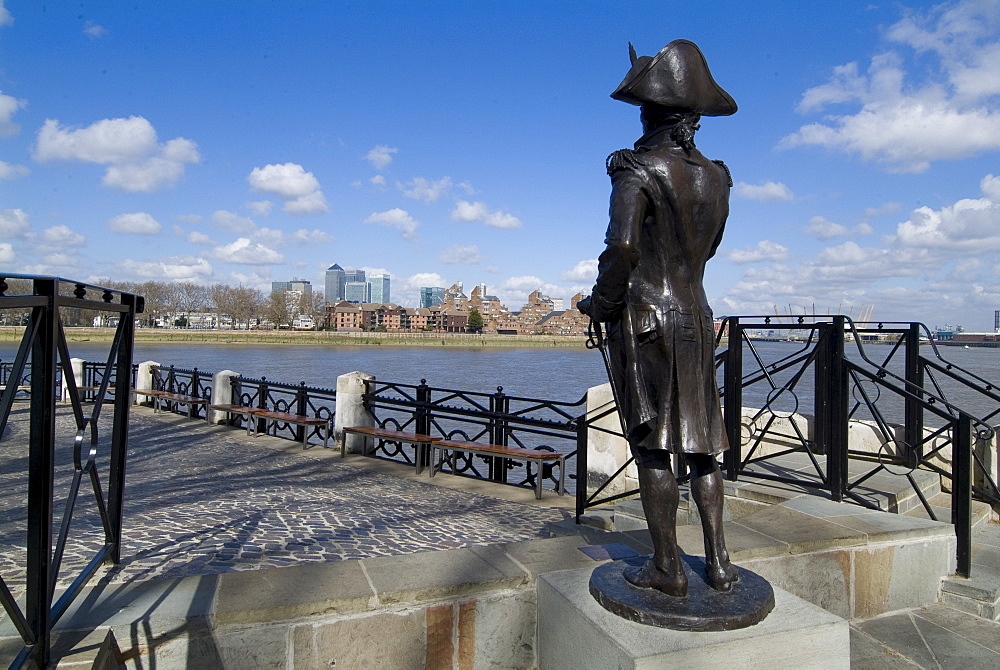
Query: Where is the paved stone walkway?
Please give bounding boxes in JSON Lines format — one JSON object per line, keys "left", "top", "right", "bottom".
{"left": 0, "top": 405, "right": 568, "bottom": 592}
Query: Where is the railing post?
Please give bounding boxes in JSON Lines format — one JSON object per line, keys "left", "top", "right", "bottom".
{"left": 166, "top": 364, "right": 176, "bottom": 393}
{"left": 189, "top": 367, "right": 201, "bottom": 418}
{"left": 490, "top": 386, "right": 509, "bottom": 482}
{"left": 954, "top": 413, "right": 973, "bottom": 578}
{"left": 27, "top": 278, "right": 57, "bottom": 669}
{"left": 256, "top": 376, "right": 269, "bottom": 434}
{"left": 416, "top": 380, "right": 431, "bottom": 470}
{"left": 817, "top": 318, "right": 849, "bottom": 501}
{"left": 107, "top": 292, "right": 136, "bottom": 563}
{"left": 576, "top": 415, "right": 588, "bottom": 522}
{"left": 296, "top": 381, "right": 308, "bottom": 443}
{"left": 723, "top": 317, "right": 742, "bottom": 481}
{"left": 904, "top": 322, "right": 924, "bottom": 469}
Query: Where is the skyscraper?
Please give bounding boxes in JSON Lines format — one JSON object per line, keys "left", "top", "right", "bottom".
{"left": 325, "top": 264, "right": 346, "bottom": 303}
{"left": 420, "top": 286, "right": 446, "bottom": 308}
{"left": 345, "top": 269, "right": 366, "bottom": 285}
{"left": 369, "top": 274, "right": 390, "bottom": 304}
{"left": 345, "top": 281, "right": 370, "bottom": 303}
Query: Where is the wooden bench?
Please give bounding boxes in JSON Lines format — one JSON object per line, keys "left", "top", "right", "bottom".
{"left": 253, "top": 409, "right": 330, "bottom": 449}
{"left": 340, "top": 426, "right": 440, "bottom": 474}
{"left": 206, "top": 403, "right": 266, "bottom": 435}
{"left": 134, "top": 389, "right": 208, "bottom": 418}
{"left": 431, "top": 439, "right": 566, "bottom": 499}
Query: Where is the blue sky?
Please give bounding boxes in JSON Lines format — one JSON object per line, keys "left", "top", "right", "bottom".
{"left": 2, "top": 0, "right": 1000, "bottom": 330}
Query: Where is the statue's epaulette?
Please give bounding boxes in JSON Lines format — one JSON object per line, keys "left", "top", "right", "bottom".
{"left": 712, "top": 159, "right": 733, "bottom": 187}
{"left": 606, "top": 148, "right": 642, "bottom": 175}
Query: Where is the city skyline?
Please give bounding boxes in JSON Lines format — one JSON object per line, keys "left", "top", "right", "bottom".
{"left": 3, "top": 1, "right": 1000, "bottom": 330}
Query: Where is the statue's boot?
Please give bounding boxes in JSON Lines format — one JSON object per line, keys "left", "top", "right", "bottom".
{"left": 624, "top": 558, "right": 688, "bottom": 597}
{"left": 705, "top": 560, "right": 739, "bottom": 592}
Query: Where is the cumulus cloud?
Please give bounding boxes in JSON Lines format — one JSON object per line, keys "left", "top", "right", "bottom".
{"left": 0, "top": 91, "right": 26, "bottom": 137}
{"left": 365, "top": 145, "right": 397, "bottom": 170}
{"left": 561, "top": 259, "right": 599, "bottom": 282}
{"left": 248, "top": 162, "right": 328, "bottom": 214}
{"left": 211, "top": 238, "right": 283, "bottom": 264}
{"left": 803, "top": 216, "right": 849, "bottom": 239}
{"left": 83, "top": 21, "right": 108, "bottom": 39}
{"left": 174, "top": 214, "right": 202, "bottom": 224}
{"left": 780, "top": 1, "right": 1000, "bottom": 172}
{"left": 0, "top": 243, "right": 13, "bottom": 263}
{"left": 370, "top": 175, "right": 386, "bottom": 188}
{"left": 365, "top": 208, "right": 419, "bottom": 241}
{"left": 450, "top": 200, "right": 522, "bottom": 229}
{"left": 107, "top": 212, "right": 161, "bottom": 235}
{"left": 119, "top": 257, "right": 212, "bottom": 281}
{"left": 733, "top": 181, "right": 795, "bottom": 202}
{"left": 0, "top": 2, "right": 12, "bottom": 27}
{"left": 187, "top": 231, "right": 214, "bottom": 245}
{"left": 400, "top": 177, "right": 453, "bottom": 203}
{"left": 728, "top": 240, "right": 791, "bottom": 264}
{"left": 40, "top": 224, "right": 85, "bottom": 247}
{"left": 891, "top": 175, "right": 1000, "bottom": 253}
{"left": 0, "top": 161, "right": 28, "bottom": 179}
{"left": 245, "top": 200, "right": 273, "bottom": 217}
{"left": 439, "top": 244, "right": 483, "bottom": 264}
{"left": 0, "top": 208, "right": 30, "bottom": 237}
{"left": 212, "top": 210, "right": 256, "bottom": 234}
{"left": 292, "top": 228, "right": 333, "bottom": 244}
{"left": 33, "top": 116, "right": 200, "bottom": 191}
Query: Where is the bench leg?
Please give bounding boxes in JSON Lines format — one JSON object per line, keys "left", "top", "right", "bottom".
{"left": 558, "top": 457, "right": 565, "bottom": 496}
{"left": 535, "top": 461, "right": 543, "bottom": 499}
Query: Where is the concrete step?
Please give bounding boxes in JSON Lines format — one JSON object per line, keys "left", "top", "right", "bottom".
{"left": 902, "top": 491, "right": 993, "bottom": 529}
{"left": 940, "top": 522, "right": 1000, "bottom": 622}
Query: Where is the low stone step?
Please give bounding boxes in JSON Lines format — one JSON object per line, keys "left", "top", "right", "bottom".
{"left": 902, "top": 491, "right": 992, "bottom": 529}
{"left": 940, "top": 523, "right": 1000, "bottom": 621}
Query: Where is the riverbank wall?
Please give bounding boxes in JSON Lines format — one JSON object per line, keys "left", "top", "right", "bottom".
{"left": 0, "top": 326, "right": 589, "bottom": 348}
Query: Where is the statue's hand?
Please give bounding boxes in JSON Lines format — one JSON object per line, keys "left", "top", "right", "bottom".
{"left": 577, "top": 296, "right": 592, "bottom": 316}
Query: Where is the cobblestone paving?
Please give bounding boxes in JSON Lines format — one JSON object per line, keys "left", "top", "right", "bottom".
{"left": 0, "top": 405, "right": 567, "bottom": 591}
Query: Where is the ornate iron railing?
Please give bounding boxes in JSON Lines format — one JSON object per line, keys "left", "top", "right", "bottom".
{"left": 230, "top": 376, "right": 336, "bottom": 444}
{"left": 146, "top": 364, "right": 213, "bottom": 419}
{"left": 0, "top": 274, "right": 143, "bottom": 670}
{"left": 362, "top": 379, "right": 584, "bottom": 495}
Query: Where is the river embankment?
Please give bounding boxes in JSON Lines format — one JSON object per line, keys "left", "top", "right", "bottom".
{"left": 0, "top": 326, "right": 589, "bottom": 348}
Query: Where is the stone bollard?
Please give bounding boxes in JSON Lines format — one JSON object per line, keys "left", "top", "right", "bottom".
{"left": 63, "top": 357, "right": 85, "bottom": 401}
{"left": 335, "top": 371, "right": 375, "bottom": 454}
{"left": 134, "top": 361, "right": 160, "bottom": 405}
{"left": 585, "top": 382, "right": 636, "bottom": 496}
{"left": 207, "top": 370, "right": 239, "bottom": 425}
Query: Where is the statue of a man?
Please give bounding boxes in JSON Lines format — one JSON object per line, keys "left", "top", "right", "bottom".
{"left": 579, "top": 40, "right": 737, "bottom": 596}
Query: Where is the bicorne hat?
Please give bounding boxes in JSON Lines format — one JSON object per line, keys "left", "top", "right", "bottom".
{"left": 611, "top": 39, "right": 737, "bottom": 116}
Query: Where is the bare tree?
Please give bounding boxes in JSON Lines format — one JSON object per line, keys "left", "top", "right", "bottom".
{"left": 175, "top": 282, "right": 209, "bottom": 327}
{"left": 230, "top": 286, "right": 263, "bottom": 329}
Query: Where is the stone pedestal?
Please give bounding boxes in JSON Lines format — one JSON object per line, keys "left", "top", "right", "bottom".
{"left": 335, "top": 371, "right": 374, "bottom": 454}
{"left": 538, "top": 566, "right": 849, "bottom": 670}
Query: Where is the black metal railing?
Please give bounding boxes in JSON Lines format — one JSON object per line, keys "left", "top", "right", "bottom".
{"left": 231, "top": 376, "right": 336, "bottom": 444}
{"left": 146, "top": 364, "right": 213, "bottom": 419}
{"left": 0, "top": 274, "right": 143, "bottom": 670}
{"left": 719, "top": 316, "right": 999, "bottom": 578}
{"left": 362, "top": 378, "right": 584, "bottom": 495}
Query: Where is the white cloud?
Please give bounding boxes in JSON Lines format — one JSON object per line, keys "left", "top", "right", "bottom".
{"left": 862, "top": 202, "right": 902, "bottom": 222}
{"left": 0, "top": 208, "right": 30, "bottom": 237}
{"left": 33, "top": 116, "right": 200, "bottom": 191}
{"left": 246, "top": 200, "right": 273, "bottom": 216}
{"left": 733, "top": 181, "right": 794, "bottom": 202}
{"left": 365, "top": 145, "right": 397, "bottom": 170}
{"left": 0, "top": 2, "right": 12, "bottom": 27}
{"left": 891, "top": 186, "right": 1000, "bottom": 254}
{"left": 404, "top": 272, "right": 447, "bottom": 290}
{"left": 561, "top": 259, "right": 599, "bottom": 282}
{"left": 982, "top": 173, "right": 1000, "bottom": 201}
{"left": 0, "top": 161, "right": 28, "bottom": 179}
{"left": 370, "top": 175, "right": 386, "bottom": 188}
{"left": 212, "top": 210, "right": 256, "bottom": 234}
{"left": 40, "top": 224, "right": 85, "bottom": 247}
{"left": 439, "top": 244, "right": 483, "bottom": 264}
{"left": 83, "top": 21, "right": 108, "bottom": 39}
{"left": 780, "top": 2, "right": 1000, "bottom": 173}
{"left": 451, "top": 200, "right": 522, "bottom": 229}
{"left": 728, "top": 240, "right": 791, "bottom": 264}
{"left": 0, "top": 242, "right": 13, "bottom": 263}
{"left": 107, "top": 212, "right": 161, "bottom": 235}
{"left": 292, "top": 228, "right": 333, "bottom": 244}
{"left": 400, "top": 177, "right": 453, "bottom": 203}
{"left": 119, "top": 256, "right": 213, "bottom": 281}
{"left": 211, "top": 237, "right": 283, "bottom": 264}
{"left": 0, "top": 91, "right": 26, "bottom": 137}
{"left": 174, "top": 214, "right": 202, "bottom": 224}
{"left": 248, "top": 162, "right": 328, "bottom": 214}
{"left": 365, "top": 208, "right": 419, "bottom": 241}
{"left": 803, "top": 216, "right": 849, "bottom": 239}
{"left": 187, "top": 231, "right": 214, "bottom": 245}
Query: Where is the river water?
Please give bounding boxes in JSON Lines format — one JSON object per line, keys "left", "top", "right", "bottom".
{"left": 4, "top": 339, "right": 998, "bottom": 423}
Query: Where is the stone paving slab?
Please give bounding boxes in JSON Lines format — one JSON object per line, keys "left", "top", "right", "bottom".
{"left": 0, "top": 406, "right": 567, "bottom": 597}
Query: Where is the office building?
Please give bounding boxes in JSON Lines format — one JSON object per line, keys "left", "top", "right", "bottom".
{"left": 325, "top": 264, "right": 346, "bottom": 303}
{"left": 369, "top": 274, "right": 391, "bottom": 304}
{"left": 345, "top": 269, "right": 366, "bottom": 285}
{"left": 345, "top": 281, "right": 371, "bottom": 303}
{"left": 271, "top": 279, "right": 312, "bottom": 296}
{"left": 420, "top": 286, "right": 446, "bottom": 309}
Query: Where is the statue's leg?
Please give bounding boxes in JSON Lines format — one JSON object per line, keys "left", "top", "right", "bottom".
{"left": 687, "top": 453, "right": 739, "bottom": 591}
{"left": 624, "top": 449, "right": 688, "bottom": 597}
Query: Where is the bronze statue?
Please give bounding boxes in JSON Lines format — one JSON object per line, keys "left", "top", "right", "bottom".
{"left": 579, "top": 39, "right": 738, "bottom": 597}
